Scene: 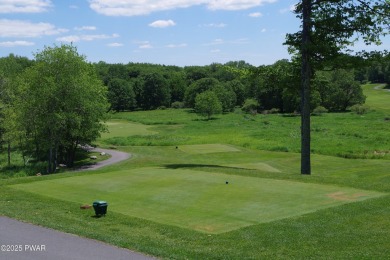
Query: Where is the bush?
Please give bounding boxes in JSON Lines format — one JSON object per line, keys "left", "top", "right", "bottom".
{"left": 350, "top": 104, "right": 370, "bottom": 115}
{"left": 242, "top": 99, "right": 259, "bottom": 114}
{"left": 194, "top": 91, "right": 222, "bottom": 120}
{"left": 171, "top": 101, "right": 185, "bottom": 109}
{"left": 263, "top": 108, "right": 280, "bottom": 115}
{"left": 312, "top": 106, "right": 328, "bottom": 115}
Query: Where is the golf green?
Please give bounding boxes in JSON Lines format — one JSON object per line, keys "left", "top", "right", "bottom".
{"left": 11, "top": 168, "right": 384, "bottom": 233}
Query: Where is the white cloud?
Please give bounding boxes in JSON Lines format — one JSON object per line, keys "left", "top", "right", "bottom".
{"left": 203, "top": 39, "right": 224, "bottom": 46}
{"left": 0, "top": 40, "right": 35, "bottom": 47}
{"left": 107, "top": 42, "right": 124, "bottom": 47}
{"left": 56, "top": 33, "right": 119, "bottom": 43}
{"left": 201, "top": 23, "right": 227, "bottom": 28}
{"left": 166, "top": 43, "right": 187, "bottom": 48}
{"left": 149, "top": 20, "right": 176, "bottom": 28}
{"left": 74, "top": 26, "right": 97, "bottom": 31}
{"left": 0, "top": 0, "right": 52, "bottom": 13}
{"left": 0, "top": 19, "right": 67, "bottom": 38}
{"left": 261, "top": 28, "right": 267, "bottom": 33}
{"left": 134, "top": 41, "right": 153, "bottom": 49}
{"left": 211, "top": 49, "right": 221, "bottom": 53}
{"left": 207, "top": 0, "right": 277, "bottom": 11}
{"left": 89, "top": 0, "right": 277, "bottom": 16}
{"left": 139, "top": 43, "right": 153, "bottom": 49}
{"left": 231, "top": 38, "right": 250, "bottom": 44}
{"left": 280, "top": 4, "right": 296, "bottom": 14}
{"left": 249, "top": 12, "right": 262, "bottom": 18}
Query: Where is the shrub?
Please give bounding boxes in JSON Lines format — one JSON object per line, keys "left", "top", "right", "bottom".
{"left": 350, "top": 104, "right": 370, "bottom": 115}
{"left": 242, "top": 98, "right": 259, "bottom": 114}
{"left": 171, "top": 101, "right": 185, "bottom": 109}
{"left": 312, "top": 106, "right": 328, "bottom": 115}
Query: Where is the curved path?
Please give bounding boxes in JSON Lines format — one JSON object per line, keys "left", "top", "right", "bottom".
{"left": 373, "top": 84, "right": 390, "bottom": 91}
{"left": 1, "top": 149, "right": 156, "bottom": 259}
{"left": 75, "top": 147, "right": 131, "bottom": 171}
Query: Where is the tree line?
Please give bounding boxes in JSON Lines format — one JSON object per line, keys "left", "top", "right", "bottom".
{"left": 95, "top": 56, "right": 389, "bottom": 115}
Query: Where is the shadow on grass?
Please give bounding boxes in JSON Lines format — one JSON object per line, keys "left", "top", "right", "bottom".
{"left": 164, "top": 163, "right": 247, "bottom": 170}
{"left": 192, "top": 117, "right": 220, "bottom": 122}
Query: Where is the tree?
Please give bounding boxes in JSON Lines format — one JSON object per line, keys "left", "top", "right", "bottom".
{"left": 286, "top": 0, "right": 389, "bottom": 175}
{"left": 141, "top": 72, "right": 170, "bottom": 110}
{"left": 107, "top": 78, "right": 136, "bottom": 111}
{"left": 194, "top": 91, "right": 222, "bottom": 120}
{"left": 0, "top": 54, "right": 33, "bottom": 166}
{"left": 17, "top": 44, "right": 108, "bottom": 172}
{"left": 184, "top": 78, "right": 221, "bottom": 107}
{"left": 315, "top": 69, "right": 365, "bottom": 111}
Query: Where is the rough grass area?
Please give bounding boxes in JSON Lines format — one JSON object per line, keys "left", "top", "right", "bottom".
{"left": 10, "top": 167, "right": 384, "bottom": 234}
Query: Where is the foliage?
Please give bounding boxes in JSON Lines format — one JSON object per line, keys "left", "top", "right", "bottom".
{"left": 241, "top": 98, "right": 259, "bottom": 114}
{"left": 194, "top": 91, "right": 222, "bottom": 120}
{"left": 350, "top": 104, "right": 370, "bottom": 115}
{"left": 107, "top": 78, "right": 136, "bottom": 112}
{"left": 141, "top": 72, "right": 171, "bottom": 110}
{"left": 315, "top": 69, "right": 366, "bottom": 111}
{"left": 171, "top": 101, "right": 185, "bottom": 109}
{"left": 312, "top": 106, "right": 328, "bottom": 116}
{"left": 13, "top": 44, "right": 108, "bottom": 172}
{"left": 285, "top": 0, "right": 390, "bottom": 175}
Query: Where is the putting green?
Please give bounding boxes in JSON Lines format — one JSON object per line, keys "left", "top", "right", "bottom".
{"left": 11, "top": 168, "right": 384, "bottom": 233}
{"left": 101, "top": 120, "right": 157, "bottom": 139}
{"left": 178, "top": 144, "right": 241, "bottom": 154}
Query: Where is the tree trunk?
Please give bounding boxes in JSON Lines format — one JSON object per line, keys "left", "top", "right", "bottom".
{"left": 48, "top": 146, "right": 53, "bottom": 173}
{"left": 7, "top": 141, "right": 11, "bottom": 167}
{"left": 301, "top": 0, "right": 312, "bottom": 175}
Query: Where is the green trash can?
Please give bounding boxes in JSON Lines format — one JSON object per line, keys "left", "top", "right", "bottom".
{"left": 93, "top": 201, "right": 108, "bottom": 216}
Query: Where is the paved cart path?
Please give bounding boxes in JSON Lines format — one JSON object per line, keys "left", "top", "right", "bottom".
{"left": 76, "top": 147, "right": 131, "bottom": 171}
{"left": 0, "top": 216, "right": 155, "bottom": 260}
{"left": 1, "top": 148, "right": 156, "bottom": 260}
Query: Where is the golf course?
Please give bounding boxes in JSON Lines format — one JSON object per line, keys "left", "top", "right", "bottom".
{"left": 1, "top": 84, "right": 389, "bottom": 259}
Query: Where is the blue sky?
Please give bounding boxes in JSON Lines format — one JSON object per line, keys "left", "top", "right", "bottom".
{"left": 0, "top": 0, "right": 388, "bottom": 66}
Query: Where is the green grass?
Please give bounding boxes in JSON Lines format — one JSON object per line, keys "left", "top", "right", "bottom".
{"left": 101, "top": 119, "right": 157, "bottom": 139}
{"left": 100, "top": 87, "right": 390, "bottom": 159}
{"left": 12, "top": 166, "right": 384, "bottom": 234}
{"left": 178, "top": 144, "right": 241, "bottom": 154}
{"left": 1, "top": 83, "right": 390, "bottom": 258}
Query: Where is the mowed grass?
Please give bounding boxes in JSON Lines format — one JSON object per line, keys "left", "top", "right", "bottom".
{"left": 10, "top": 166, "right": 384, "bottom": 233}
{"left": 101, "top": 119, "right": 157, "bottom": 138}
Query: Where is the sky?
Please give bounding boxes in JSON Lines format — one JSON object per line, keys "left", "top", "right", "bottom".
{"left": 0, "top": 0, "right": 388, "bottom": 67}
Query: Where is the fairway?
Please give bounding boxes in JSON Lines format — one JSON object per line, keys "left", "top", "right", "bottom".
{"left": 11, "top": 168, "right": 384, "bottom": 233}
{"left": 101, "top": 120, "right": 157, "bottom": 139}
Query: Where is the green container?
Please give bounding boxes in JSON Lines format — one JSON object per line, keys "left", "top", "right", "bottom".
{"left": 93, "top": 200, "right": 108, "bottom": 216}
